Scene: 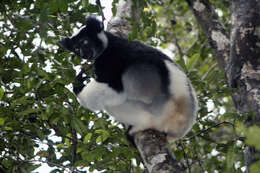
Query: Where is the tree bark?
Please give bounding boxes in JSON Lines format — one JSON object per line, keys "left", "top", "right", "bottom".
{"left": 134, "top": 130, "right": 184, "bottom": 173}
{"left": 230, "top": 1, "right": 260, "bottom": 172}
{"left": 186, "top": 0, "right": 260, "bottom": 172}
{"left": 106, "top": 0, "right": 184, "bottom": 172}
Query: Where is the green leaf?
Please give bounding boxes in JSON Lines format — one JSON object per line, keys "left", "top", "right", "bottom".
{"left": 95, "top": 129, "right": 110, "bottom": 143}
{"left": 250, "top": 160, "right": 260, "bottom": 173}
{"left": 50, "top": 116, "right": 60, "bottom": 125}
{"left": 112, "top": 0, "right": 119, "bottom": 16}
{"left": 245, "top": 126, "right": 260, "bottom": 150}
{"left": 96, "top": 135, "right": 103, "bottom": 144}
{"left": 71, "top": 118, "right": 87, "bottom": 135}
{"left": 83, "top": 133, "right": 92, "bottom": 144}
{"left": 0, "top": 117, "right": 5, "bottom": 126}
{"left": 128, "top": 23, "right": 138, "bottom": 41}
{"left": 112, "top": 5, "right": 117, "bottom": 16}
{"left": 86, "top": 4, "right": 99, "bottom": 13}
{"left": 226, "top": 148, "right": 236, "bottom": 171}
{"left": 0, "top": 87, "right": 4, "bottom": 100}
{"left": 50, "top": 0, "right": 68, "bottom": 13}
{"left": 18, "top": 108, "right": 41, "bottom": 116}
{"left": 187, "top": 53, "right": 200, "bottom": 70}
{"left": 81, "top": 151, "right": 97, "bottom": 162}
{"left": 56, "top": 143, "right": 64, "bottom": 149}
{"left": 176, "top": 56, "right": 188, "bottom": 73}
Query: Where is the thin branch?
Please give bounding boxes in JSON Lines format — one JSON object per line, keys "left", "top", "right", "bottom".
{"left": 186, "top": 121, "right": 235, "bottom": 140}
{"left": 201, "top": 63, "right": 218, "bottom": 80}
{"left": 96, "top": 0, "right": 105, "bottom": 23}
{"left": 194, "top": 149, "right": 205, "bottom": 172}
{"left": 179, "top": 142, "right": 191, "bottom": 173}
{"left": 183, "top": 29, "right": 199, "bottom": 55}
{"left": 29, "top": 159, "right": 75, "bottom": 172}
{"left": 173, "top": 34, "right": 184, "bottom": 58}
{"left": 71, "top": 129, "right": 78, "bottom": 173}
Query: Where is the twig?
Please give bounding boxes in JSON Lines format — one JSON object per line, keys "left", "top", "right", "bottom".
{"left": 201, "top": 63, "right": 218, "bottom": 80}
{"left": 183, "top": 29, "right": 199, "bottom": 55}
{"left": 186, "top": 121, "right": 235, "bottom": 140}
{"left": 173, "top": 34, "right": 184, "bottom": 58}
{"left": 71, "top": 129, "right": 78, "bottom": 173}
{"left": 96, "top": 0, "right": 105, "bottom": 24}
{"left": 179, "top": 142, "right": 191, "bottom": 173}
{"left": 29, "top": 159, "right": 72, "bottom": 172}
{"left": 194, "top": 148, "right": 205, "bottom": 172}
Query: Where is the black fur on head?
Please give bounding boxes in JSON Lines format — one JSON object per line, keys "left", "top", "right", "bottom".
{"left": 85, "top": 16, "right": 104, "bottom": 34}
{"left": 59, "top": 16, "right": 107, "bottom": 60}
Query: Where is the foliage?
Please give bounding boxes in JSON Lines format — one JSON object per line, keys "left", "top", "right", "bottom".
{"left": 0, "top": 1, "right": 137, "bottom": 172}
{"left": 0, "top": 0, "right": 254, "bottom": 172}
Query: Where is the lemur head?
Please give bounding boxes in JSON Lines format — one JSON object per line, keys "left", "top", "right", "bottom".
{"left": 59, "top": 16, "right": 108, "bottom": 60}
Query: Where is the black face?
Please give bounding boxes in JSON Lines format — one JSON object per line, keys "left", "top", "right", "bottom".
{"left": 59, "top": 16, "right": 106, "bottom": 60}
{"left": 59, "top": 33, "right": 94, "bottom": 60}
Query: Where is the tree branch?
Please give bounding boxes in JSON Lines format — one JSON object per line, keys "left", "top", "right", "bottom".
{"left": 185, "top": 0, "right": 230, "bottom": 70}
{"left": 134, "top": 130, "right": 184, "bottom": 173}
{"left": 107, "top": 0, "right": 135, "bottom": 38}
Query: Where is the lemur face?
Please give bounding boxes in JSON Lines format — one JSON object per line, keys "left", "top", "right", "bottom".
{"left": 59, "top": 16, "right": 108, "bottom": 60}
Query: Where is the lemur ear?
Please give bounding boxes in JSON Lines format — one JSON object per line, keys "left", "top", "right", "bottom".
{"left": 85, "top": 16, "right": 104, "bottom": 33}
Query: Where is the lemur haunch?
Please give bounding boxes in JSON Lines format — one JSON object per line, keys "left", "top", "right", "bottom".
{"left": 60, "top": 16, "right": 198, "bottom": 142}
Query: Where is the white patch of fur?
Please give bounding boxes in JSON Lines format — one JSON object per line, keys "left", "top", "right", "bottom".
{"left": 164, "top": 61, "right": 190, "bottom": 99}
{"left": 167, "top": 59, "right": 198, "bottom": 117}
{"left": 105, "top": 102, "right": 154, "bottom": 129}
{"left": 97, "top": 31, "right": 108, "bottom": 49}
{"left": 77, "top": 80, "right": 126, "bottom": 111}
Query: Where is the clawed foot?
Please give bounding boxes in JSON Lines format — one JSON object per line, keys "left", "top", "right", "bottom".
{"left": 126, "top": 126, "right": 136, "bottom": 147}
{"left": 73, "top": 69, "right": 89, "bottom": 95}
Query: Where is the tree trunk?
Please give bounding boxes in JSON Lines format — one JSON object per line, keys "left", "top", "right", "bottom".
{"left": 106, "top": 0, "right": 184, "bottom": 172}
{"left": 230, "top": 1, "right": 260, "bottom": 172}
{"left": 186, "top": 0, "right": 260, "bottom": 172}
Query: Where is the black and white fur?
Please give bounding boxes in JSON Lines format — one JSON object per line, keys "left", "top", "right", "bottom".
{"left": 60, "top": 16, "right": 198, "bottom": 141}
